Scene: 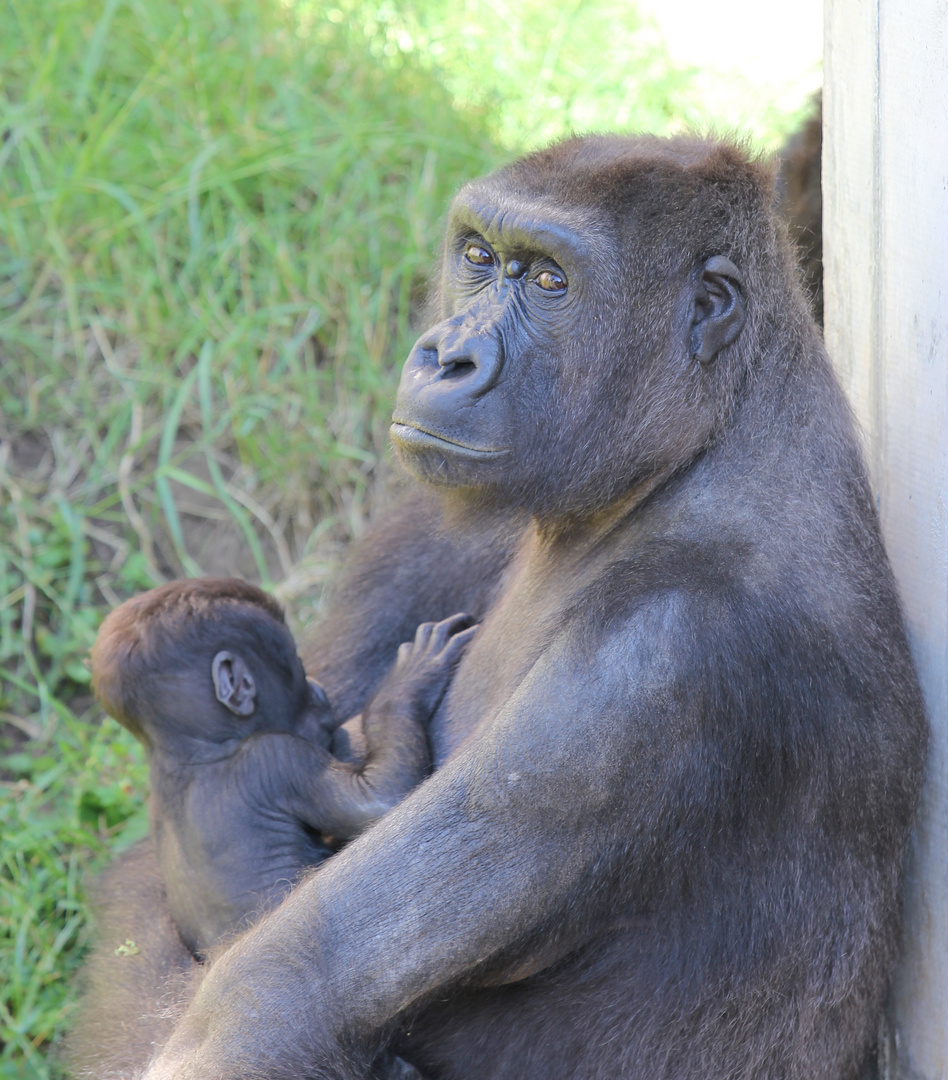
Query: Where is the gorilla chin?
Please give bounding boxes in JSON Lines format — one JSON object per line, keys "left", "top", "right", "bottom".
{"left": 390, "top": 420, "right": 510, "bottom": 483}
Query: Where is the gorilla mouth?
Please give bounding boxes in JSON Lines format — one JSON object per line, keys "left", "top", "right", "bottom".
{"left": 389, "top": 422, "right": 508, "bottom": 459}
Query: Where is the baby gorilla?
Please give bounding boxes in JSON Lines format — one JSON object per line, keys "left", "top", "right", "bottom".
{"left": 91, "top": 578, "right": 474, "bottom": 957}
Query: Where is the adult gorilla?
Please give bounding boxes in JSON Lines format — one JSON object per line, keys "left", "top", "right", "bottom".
{"left": 73, "top": 135, "right": 926, "bottom": 1080}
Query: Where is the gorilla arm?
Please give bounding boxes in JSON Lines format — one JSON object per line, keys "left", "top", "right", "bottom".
{"left": 142, "top": 604, "right": 716, "bottom": 1080}
{"left": 238, "top": 614, "right": 477, "bottom": 838}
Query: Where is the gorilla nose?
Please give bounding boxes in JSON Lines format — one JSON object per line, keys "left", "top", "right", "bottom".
{"left": 430, "top": 328, "right": 504, "bottom": 397}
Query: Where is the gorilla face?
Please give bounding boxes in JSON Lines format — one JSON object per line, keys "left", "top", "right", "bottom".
{"left": 391, "top": 162, "right": 745, "bottom": 518}
{"left": 391, "top": 189, "right": 604, "bottom": 496}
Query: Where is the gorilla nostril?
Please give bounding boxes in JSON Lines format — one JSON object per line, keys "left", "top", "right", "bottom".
{"left": 438, "top": 356, "right": 477, "bottom": 378}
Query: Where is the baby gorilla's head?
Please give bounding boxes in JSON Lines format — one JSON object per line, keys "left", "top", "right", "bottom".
{"left": 91, "top": 578, "right": 332, "bottom": 751}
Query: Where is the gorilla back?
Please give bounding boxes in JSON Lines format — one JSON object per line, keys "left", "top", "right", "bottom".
{"left": 82, "top": 136, "right": 927, "bottom": 1080}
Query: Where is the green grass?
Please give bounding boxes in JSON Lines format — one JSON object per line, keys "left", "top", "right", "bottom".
{"left": 0, "top": 2, "right": 818, "bottom": 1074}
{"left": 0, "top": 2, "right": 504, "bottom": 1073}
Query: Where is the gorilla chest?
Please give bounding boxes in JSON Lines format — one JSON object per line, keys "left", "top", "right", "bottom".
{"left": 428, "top": 546, "right": 595, "bottom": 766}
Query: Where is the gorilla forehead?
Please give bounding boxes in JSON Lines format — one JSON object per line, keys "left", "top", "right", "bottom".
{"left": 460, "top": 134, "right": 777, "bottom": 270}
{"left": 494, "top": 133, "right": 767, "bottom": 194}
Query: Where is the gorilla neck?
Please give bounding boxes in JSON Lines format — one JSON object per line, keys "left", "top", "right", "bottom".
{"left": 532, "top": 464, "right": 680, "bottom": 544}
{"left": 432, "top": 458, "right": 680, "bottom": 544}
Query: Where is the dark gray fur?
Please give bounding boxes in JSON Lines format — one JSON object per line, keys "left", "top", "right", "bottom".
{"left": 69, "top": 135, "right": 926, "bottom": 1080}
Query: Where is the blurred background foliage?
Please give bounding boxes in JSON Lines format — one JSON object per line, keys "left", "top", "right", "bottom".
{"left": 0, "top": 1, "right": 818, "bottom": 1074}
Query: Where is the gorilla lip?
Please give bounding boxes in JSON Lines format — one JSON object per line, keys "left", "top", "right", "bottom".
{"left": 390, "top": 421, "right": 508, "bottom": 459}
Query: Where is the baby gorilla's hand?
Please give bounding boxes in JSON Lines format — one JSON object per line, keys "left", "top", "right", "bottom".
{"left": 389, "top": 613, "right": 478, "bottom": 719}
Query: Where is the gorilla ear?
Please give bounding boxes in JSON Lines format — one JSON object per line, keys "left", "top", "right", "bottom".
{"left": 688, "top": 255, "right": 745, "bottom": 365}
{"left": 212, "top": 650, "right": 256, "bottom": 716}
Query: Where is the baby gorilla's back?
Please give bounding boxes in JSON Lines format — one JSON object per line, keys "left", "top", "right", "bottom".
{"left": 152, "top": 753, "right": 335, "bottom": 953}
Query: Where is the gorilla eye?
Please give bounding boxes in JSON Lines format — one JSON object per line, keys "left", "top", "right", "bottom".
{"left": 464, "top": 243, "right": 495, "bottom": 267}
{"left": 535, "top": 269, "right": 567, "bottom": 293}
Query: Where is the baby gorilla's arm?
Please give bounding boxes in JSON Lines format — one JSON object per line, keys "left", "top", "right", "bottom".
{"left": 247, "top": 613, "right": 476, "bottom": 839}
{"left": 338, "top": 612, "right": 476, "bottom": 830}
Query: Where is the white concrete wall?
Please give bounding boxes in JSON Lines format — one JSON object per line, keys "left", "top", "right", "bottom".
{"left": 823, "top": 2, "right": 948, "bottom": 1076}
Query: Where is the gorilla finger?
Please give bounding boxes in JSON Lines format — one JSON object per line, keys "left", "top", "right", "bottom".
{"left": 431, "top": 612, "right": 475, "bottom": 648}
{"left": 440, "top": 624, "right": 479, "bottom": 658}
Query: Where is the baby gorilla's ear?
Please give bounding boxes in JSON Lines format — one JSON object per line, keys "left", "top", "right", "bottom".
{"left": 212, "top": 651, "right": 257, "bottom": 716}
